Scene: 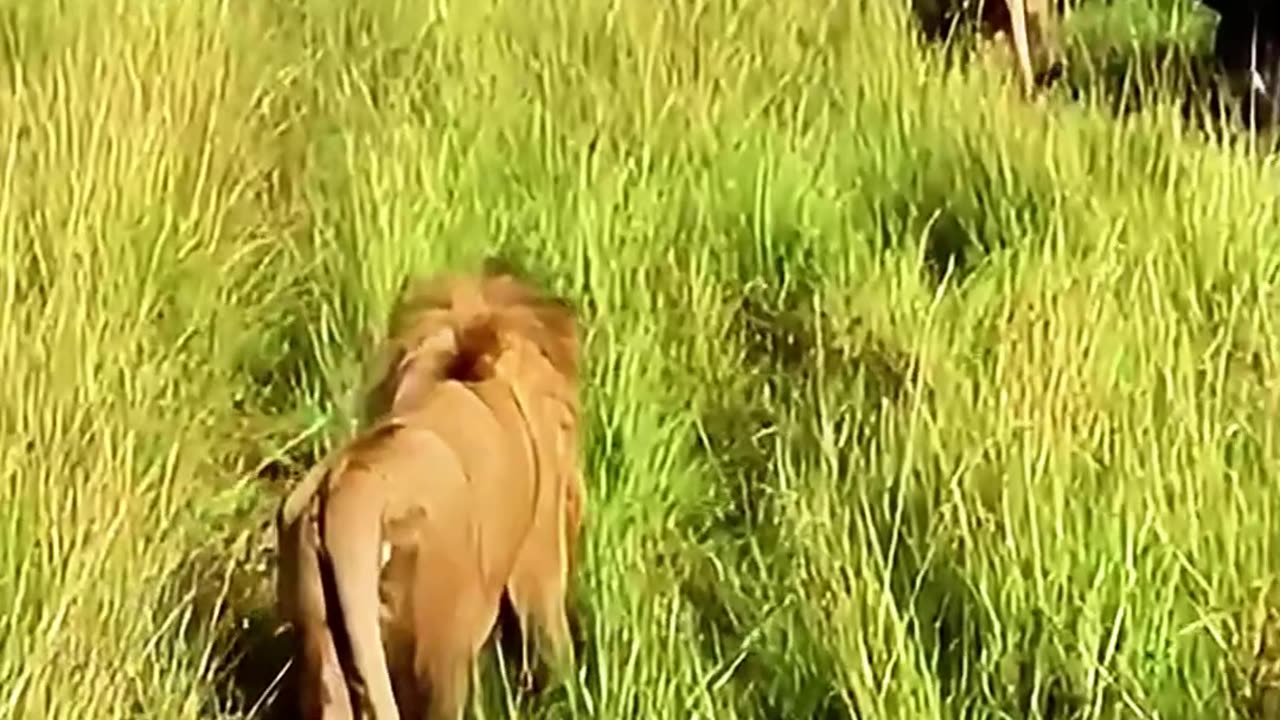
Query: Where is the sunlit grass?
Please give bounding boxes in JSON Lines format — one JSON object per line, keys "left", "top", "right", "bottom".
{"left": 0, "top": 0, "right": 1277, "bottom": 718}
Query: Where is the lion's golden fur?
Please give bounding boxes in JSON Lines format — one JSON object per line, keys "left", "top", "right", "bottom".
{"left": 276, "top": 261, "right": 585, "bottom": 720}
{"left": 992, "top": 0, "right": 1062, "bottom": 97}
{"left": 362, "top": 260, "right": 579, "bottom": 427}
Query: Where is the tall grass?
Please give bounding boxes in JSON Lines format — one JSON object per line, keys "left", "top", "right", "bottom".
{"left": 1, "top": 0, "right": 1277, "bottom": 717}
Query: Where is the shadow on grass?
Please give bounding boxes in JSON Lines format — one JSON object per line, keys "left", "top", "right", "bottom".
{"left": 223, "top": 610, "right": 296, "bottom": 720}
{"left": 1229, "top": 579, "right": 1280, "bottom": 720}
{"left": 164, "top": 512, "right": 293, "bottom": 719}
{"left": 876, "top": 176, "right": 1036, "bottom": 292}
{"left": 676, "top": 271, "right": 854, "bottom": 717}
{"left": 1060, "top": 28, "right": 1280, "bottom": 149}
{"left": 1062, "top": 37, "right": 1232, "bottom": 127}
{"left": 878, "top": 197, "right": 991, "bottom": 290}
{"left": 672, "top": 249, "right": 1099, "bottom": 715}
{"left": 196, "top": 288, "right": 342, "bottom": 718}
{"left": 675, "top": 259, "right": 946, "bottom": 716}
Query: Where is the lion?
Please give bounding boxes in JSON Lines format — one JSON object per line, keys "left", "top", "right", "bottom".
{"left": 363, "top": 261, "right": 587, "bottom": 595}
{"left": 998, "top": 0, "right": 1063, "bottom": 97}
{"left": 914, "top": 0, "right": 1064, "bottom": 96}
{"left": 275, "top": 264, "right": 585, "bottom": 720}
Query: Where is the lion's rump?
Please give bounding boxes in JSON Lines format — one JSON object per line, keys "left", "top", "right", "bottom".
{"left": 277, "top": 263, "right": 584, "bottom": 719}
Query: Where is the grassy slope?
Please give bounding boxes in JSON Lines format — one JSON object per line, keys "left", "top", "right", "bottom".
{"left": 1, "top": 0, "right": 1278, "bottom": 717}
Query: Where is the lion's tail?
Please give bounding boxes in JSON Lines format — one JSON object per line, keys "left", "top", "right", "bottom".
{"left": 320, "top": 466, "right": 402, "bottom": 720}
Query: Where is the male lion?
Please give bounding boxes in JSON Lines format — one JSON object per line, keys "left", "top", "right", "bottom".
{"left": 363, "top": 262, "right": 587, "bottom": 589}
{"left": 275, "top": 265, "right": 585, "bottom": 720}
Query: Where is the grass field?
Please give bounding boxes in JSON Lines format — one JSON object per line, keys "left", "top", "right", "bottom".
{"left": 2, "top": 0, "right": 1279, "bottom": 717}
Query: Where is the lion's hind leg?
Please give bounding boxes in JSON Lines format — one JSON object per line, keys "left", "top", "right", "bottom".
{"left": 296, "top": 621, "right": 356, "bottom": 720}
{"left": 409, "top": 537, "right": 498, "bottom": 720}
{"left": 415, "top": 648, "right": 471, "bottom": 720}
{"left": 504, "top": 523, "right": 576, "bottom": 695}
{"left": 284, "top": 511, "right": 356, "bottom": 720}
